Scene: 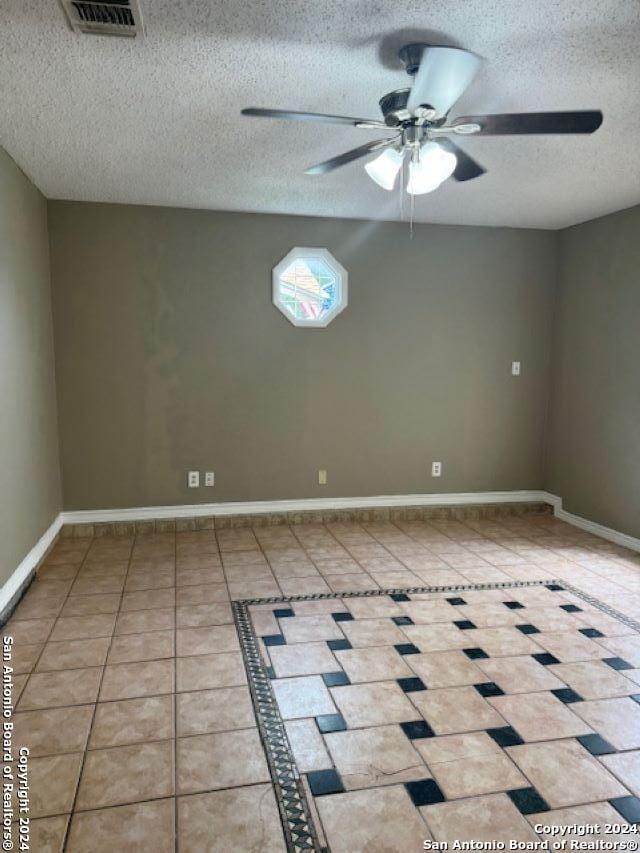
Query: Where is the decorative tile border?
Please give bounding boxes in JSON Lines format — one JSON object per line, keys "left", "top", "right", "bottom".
{"left": 233, "top": 578, "right": 640, "bottom": 852}
{"left": 233, "top": 599, "right": 323, "bottom": 852}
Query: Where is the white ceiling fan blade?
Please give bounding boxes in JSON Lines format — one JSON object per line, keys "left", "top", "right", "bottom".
{"left": 406, "top": 46, "right": 482, "bottom": 118}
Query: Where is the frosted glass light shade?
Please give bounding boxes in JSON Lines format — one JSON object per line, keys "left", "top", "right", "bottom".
{"left": 364, "top": 148, "right": 404, "bottom": 190}
{"left": 406, "top": 141, "right": 457, "bottom": 195}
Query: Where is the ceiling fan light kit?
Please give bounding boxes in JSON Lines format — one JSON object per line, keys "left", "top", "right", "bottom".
{"left": 242, "top": 41, "right": 603, "bottom": 200}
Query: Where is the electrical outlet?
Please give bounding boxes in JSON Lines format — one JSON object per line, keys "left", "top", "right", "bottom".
{"left": 431, "top": 461, "right": 442, "bottom": 478}
{"left": 511, "top": 361, "right": 521, "bottom": 376}
{"left": 318, "top": 469, "right": 327, "bottom": 485}
{"left": 188, "top": 471, "right": 200, "bottom": 488}
{"left": 205, "top": 472, "right": 215, "bottom": 487}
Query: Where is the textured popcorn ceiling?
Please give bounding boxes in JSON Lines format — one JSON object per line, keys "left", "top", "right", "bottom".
{"left": 0, "top": 0, "right": 639, "bottom": 228}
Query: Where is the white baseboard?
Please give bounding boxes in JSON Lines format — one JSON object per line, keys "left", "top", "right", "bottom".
{"left": 553, "top": 503, "right": 640, "bottom": 554}
{"left": 61, "top": 489, "right": 555, "bottom": 525}
{"left": 0, "top": 513, "right": 63, "bottom": 620}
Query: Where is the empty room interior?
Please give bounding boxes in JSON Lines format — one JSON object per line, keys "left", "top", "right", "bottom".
{"left": 1, "top": 1, "right": 640, "bottom": 850}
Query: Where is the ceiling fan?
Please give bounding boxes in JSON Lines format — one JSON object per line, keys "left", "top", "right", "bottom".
{"left": 242, "top": 43, "right": 603, "bottom": 195}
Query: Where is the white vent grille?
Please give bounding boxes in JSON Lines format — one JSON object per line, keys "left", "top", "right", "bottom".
{"left": 60, "top": 0, "right": 144, "bottom": 37}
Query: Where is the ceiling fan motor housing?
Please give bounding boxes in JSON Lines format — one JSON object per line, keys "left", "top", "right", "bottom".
{"left": 379, "top": 89, "right": 411, "bottom": 126}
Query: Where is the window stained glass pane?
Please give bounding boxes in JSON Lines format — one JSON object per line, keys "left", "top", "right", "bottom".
{"left": 273, "top": 248, "right": 347, "bottom": 327}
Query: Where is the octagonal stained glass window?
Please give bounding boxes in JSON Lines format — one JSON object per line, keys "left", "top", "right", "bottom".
{"left": 272, "top": 247, "right": 348, "bottom": 328}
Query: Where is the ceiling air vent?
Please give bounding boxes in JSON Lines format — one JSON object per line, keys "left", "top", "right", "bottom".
{"left": 59, "top": 0, "right": 144, "bottom": 37}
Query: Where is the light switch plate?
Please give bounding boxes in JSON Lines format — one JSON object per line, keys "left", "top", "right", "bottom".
{"left": 511, "top": 361, "right": 521, "bottom": 376}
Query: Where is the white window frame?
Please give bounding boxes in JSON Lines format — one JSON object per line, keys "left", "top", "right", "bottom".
{"left": 272, "top": 247, "right": 348, "bottom": 328}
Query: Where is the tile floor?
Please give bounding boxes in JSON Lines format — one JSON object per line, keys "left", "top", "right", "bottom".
{"left": 3, "top": 512, "right": 640, "bottom": 850}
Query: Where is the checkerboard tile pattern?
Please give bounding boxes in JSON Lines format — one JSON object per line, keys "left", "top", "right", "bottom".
{"left": 3, "top": 512, "right": 640, "bottom": 850}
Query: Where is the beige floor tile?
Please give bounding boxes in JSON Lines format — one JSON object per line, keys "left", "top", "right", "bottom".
{"left": 176, "top": 728, "right": 270, "bottom": 793}
{"left": 11, "top": 595, "right": 67, "bottom": 621}
{"left": 335, "top": 646, "right": 413, "bottom": 683}
{"left": 272, "top": 675, "right": 337, "bottom": 719}
{"left": 176, "top": 567, "right": 226, "bottom": 586}
{"left": 70, "top": 576, "right": 124, "bottom": 596}
{"left": 19, "top": 667, "right": 102, "bottom": 710}
{"left": 120, "top": 588, "right": 175, "bottom": 611}
{"left": 14, "top": 753, "right": 82, "bottom": 818}
{"left": 6, "top": 641, "right": 42, "bottom": 674}
{"left": 99, "top": 659, "right": 174, "bottom": 701}
{"left": 331, "top": 681, "right": 419, "bottom": 728}
{"left": 270, "top": 560, "right": 319, "bottom": 579}
{"left": 452, "top": 603, "right": 523, "bottom": 628}
{"left": 176, "top": 624, "right": 240, "bottom": 656}
{"left": 488, "top": 692, "right": 592, "bottom": 741}
{"left": 284, "top": 719, "right": 332, "bottom": 772}
{"left": 430, "top": 751, "right": 528, "bottom": 799}
{"left": 124, "top": 571, "right": 175, "bottom": 591}
{"left": 90, "top": 695, "right": 174, "bottom": 748}
{"left": 316, "top": 785, "right": 431, "bottom": 852}
{"left": 532, "top": 631, "right": 607, "bottom": 662}
{"left": 344, "top": 597, "right": 404, "bottom": 619}
{"left": 48, "top": 614, "right": 116, "bottom": 642}
{"left": 400, "top": 599, "right": 464, "bottom": 624}
{"left": 339, "top": 618, "right": 408, "bottom": 648}
{"left": 76, "top": 741, "right": 174, "bottom": 810}
{"left": 292, "top": 600, "right": 348, "bottom": 616}
{"left": 412, "top": 686, "right": 505, "bottom": 735}
{"left": 461, "top": 627, "right": 542, "bottom": 657}
{"left": 176, "top": 651, "right": 247, "bottom": 691}
{"left": 61, "top": 593, "right": 121, "bottom": 616}
{"left": 415, "top": 731, "right": 501, "bottom": 765}
{"left": 67, "top": 799, "right": 175, "bottom": 852}
{"left": 4, "top": 618, "right": 55, "bottom": 644}
{"left": 601, "top": 751, "right": 640, "bottom": 796}
{"left": 598, "top": 635, "right": 640, "bottom": 666}
{"left": 325, "top": 724, "right": 427, "bottom": 789}
{"left": 279, "top": 576, "right": 332, "bottom": 595}
{"left": 107, "top": 629, "right": 174, "bottom": 663}
{"left": 177, "top": 686, "right": 255, "bottom": 736}
{"left": 177, "top": 784, "right": 286, "bottom": 853}
{"left": 423, "top": 793, "right": 539, "bottom": 843}
{"left": 37, "top": 637, "right": 110, "bottom": 672}
{"left": 22, "top": 814, "right": 68, "bottom": 853}
{"left": 548, "top": 660, "right": 638, "bottom": 699}
{"left": 526, "top": 803, "right": 634, "bottom": 841}
{"left": 115, "top": 607, "right": 175, "bottom": 635}
{"left": 406, "top": 650, "right": 486, "bottom": 688}
{"left": 369, "top": 570, "right": 423, "bottom": 587}
{"left": 12, "top": 705, "right": 93, "bottom": 757}
{"left": 572, "top": 697, "right": 640, "bottom": 749}
{"left": 326, "top": 574, "right": 380, "bottom": 593}
{"left": 176, "top": 583, "right": 229, "bottom": 605}
{"left": 507, "top": 739, "right": 628, "bottom": 807}
{"left": 476, "top": 655, "right": 566, "bottom": 694}
{"left": 228, "top": 578, "right": 282, "bottom": 599}
{"left": 401, "top": 622, "right": 471, "bottom": 653}
{"left": 176, "top": 602, "right": 233, "bottom": 627}
{"left": 269, "top": 642, "right": 339, "bottom": 678}
{"left": 280, "top": 615, "right": 345, "bottom": 644}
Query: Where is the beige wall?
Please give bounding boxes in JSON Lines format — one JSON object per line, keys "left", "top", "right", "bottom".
{"left": 48, "top": 201, "right": 558, "bottom": 511}
{"left": 545, "top": 204, "right": 640, "bottom": 539}
{"left": 0, "top": 149, "right": 61, "bottom": 586}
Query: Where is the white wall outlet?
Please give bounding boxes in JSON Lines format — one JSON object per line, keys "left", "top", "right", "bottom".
{"left": 511, "top": 361, "right": 521, "bottom": 376}
{"left": 431, "top": 461, "right": 442, "bottom": 478}
{"left": 205, "top": 472, "right": 215, "bottom": 487}
{"left": 318, "top": 469, "right": 327, "bottom": 485}
{"left": 188, "top": 471, "right": 200, "bottom": 488}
